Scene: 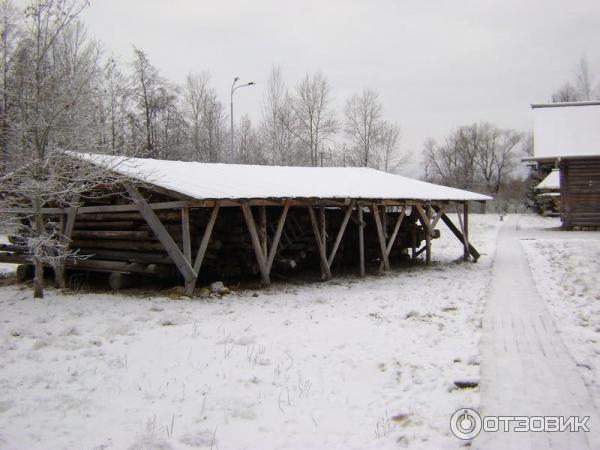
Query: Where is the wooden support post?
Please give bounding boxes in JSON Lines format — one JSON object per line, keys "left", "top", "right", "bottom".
{"left": 463, "top": 202, "right": 469, "bottom": 261}
{"left": 430, "top": 204, "right": 447, "bottom": 230}
{"left": 259, "top": 206, "right": 267, "bottom": 258}
{"left": 55, "top": 204, "right": 78, "bottom": 288}
{"left": 425, "top": 204, "right": 432, "bottom": 265}
{"left": 307, "top": 206, "right": 332, "bottom": 280}
{"left": 319, "top": 206, "right": 327, "bottom": 276}
{"left": 327, "top": 202, "right": 354, "bottom": 267}
{"left": 358, "top": 206, "right": 365, "bottom": 277}
{"left": 241, "top": 204, "right": 270, "bottom": 285}
{"left": 187, "top": 203, "right": 220, "bottom": 295}
{"left": 379, "top": 206, "right": 406, "bottom": 270}
{"left": 266, "top": 201, "right": 290, "bottom": 272}
{"left": 371, "top": 204, "right": 391, "bottom": 271}
{"left": 411, "top": 210, "right": 417, "bottom": 262}
{"left": 181, "top": 207, "right": 191, "bottom": 262}
{"left": 441, "top": 211, "right": 480, "bottom": 261}
{"left": 125, "top": 184, "right": 197, "bottom": 292}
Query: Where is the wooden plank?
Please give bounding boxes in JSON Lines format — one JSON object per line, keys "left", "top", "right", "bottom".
{"left": 307, "top": 206, "right": 332, "bottom": 280}
{"left": 181, "top": 207, "right": 191, "bottom": 262}
{"left": 358, "top": 207, "right": 365, "bottom": 277}
{"left": 125, "top": 184, "right": 197, "bottom": 284}
{"left": 440, "top": 213, "right": 480, "bottom": 261}
{"left": 266, "top": 201, "right": 290, "bottom": 273}
{"left": 327, "top": 202, "right": 354, "bottom": 267}
{"left": 241, "top": 204, "right": 270, "bottom": 285}
{"left": 371, "top": 204, "right": 391, "bottom": 271}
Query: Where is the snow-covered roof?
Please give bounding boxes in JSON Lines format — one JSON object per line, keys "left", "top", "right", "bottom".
{"left": 71, "top": 152, "right": 492, "bottom": 202}
{"left": 535, "top": 169, "right": 560, "bottom": 190}
{"left": 532, "top": 102, "right": 600, "bottom": 159}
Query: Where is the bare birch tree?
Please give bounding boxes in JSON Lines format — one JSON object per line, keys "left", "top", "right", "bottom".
{"left": 1, "top": 0, "right": 115, "bottom": 298}
{"left": 291, "top": 72, "right": 337, "bottom": 166}
{"left": 344, "top": 89, "right": 382, "bottom": 167}
{"left": 260, "top": 66, "right": 296, "bottom": 165}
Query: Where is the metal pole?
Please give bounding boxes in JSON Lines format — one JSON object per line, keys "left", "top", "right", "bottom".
{"left": 229, "top": 77, "right": 254, "bottom": 162}
{"left": 230, "top": 77, "right": 239, "bottom": 161}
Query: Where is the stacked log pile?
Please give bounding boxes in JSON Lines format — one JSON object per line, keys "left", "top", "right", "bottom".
{"left": 0, "top": 205, "right": 435, "bottom": 286}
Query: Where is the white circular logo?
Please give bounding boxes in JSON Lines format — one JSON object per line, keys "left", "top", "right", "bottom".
{"left": 450, "top": 408, "right": 482, "bottom": 440}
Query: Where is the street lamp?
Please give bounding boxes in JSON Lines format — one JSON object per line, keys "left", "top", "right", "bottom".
{"left": 230, "top": 77, "right": 255, "bottom": 160}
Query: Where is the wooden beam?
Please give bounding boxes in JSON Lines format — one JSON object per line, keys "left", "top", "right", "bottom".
{"left": 371, "top": 204, "right": 391, "bottom": 271}
{"left": 463, "top": 202, "right": 470, "bottom": 261}
{"left": 378, "top": 206, "right": 406, "bottom": 271}
{"left": 55, "top": 204, "right": 79, "bottom": 288}
{"left": 191, "top": 203, "right": 220, "bottom": 275}
{"left": 241, "top": 204, "right": 270, "bottom": 285}
{"left": 259, "top": 206, "right": 267, "bottom": 258}
{"left": 411, "top": 210, "right": 417, "bottom": 262}
{"left": 440, "top": 213, "right": 480, "bottom": 261}
{"left": 266, "top": 201, "right": 290, "bottom": 273}
{"left": 358, "top": 207, "right": 365, "bottom": 277}
{"left": 430, "top": 204, "right": 447, "bottom": 231}
{"left": 125, "top": 184, "right": 197, "bottom": 287}
{"left": 319, "top": 206, "right": 327, "bottom": 277}
{"left": 307, "top": 206, "right": 332, "bottom": 280}
{"left": 181, "top": 207, "right": 191, "bottom": 262}
{"left": 327, "top": 202, "right": 354, "bottom": 267}
{"left": 425, "top": 205, "right": 432, "bottom": 265}
{"left": 385, "top": 206, "right": 406, "bottom": 256}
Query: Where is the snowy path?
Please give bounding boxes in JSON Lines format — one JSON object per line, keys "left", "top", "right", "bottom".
{"left": 475, "top": 216, "right": 600, "bottom": 449}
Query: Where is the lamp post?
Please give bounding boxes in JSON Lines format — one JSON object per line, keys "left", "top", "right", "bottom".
{"left": 230, "top": 77, "right": 255, "bottom": 160}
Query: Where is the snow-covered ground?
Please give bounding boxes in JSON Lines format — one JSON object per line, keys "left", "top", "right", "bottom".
{"left": 521, "top": 216, "right": 600, "bottom": 409}
{"left": 0, "top": 215, "right": 501, "bottom": 449}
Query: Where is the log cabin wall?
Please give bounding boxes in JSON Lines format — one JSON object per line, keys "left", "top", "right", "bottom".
{"left": 559, "top": 156, "right": 600, "bottom": 229}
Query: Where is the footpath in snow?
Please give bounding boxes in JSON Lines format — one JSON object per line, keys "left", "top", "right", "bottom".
{"left": 475, "top": 215, "right": 600, "bottom": 450}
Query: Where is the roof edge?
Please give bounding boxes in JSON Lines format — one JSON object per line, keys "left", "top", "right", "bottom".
{"left": 531, "top": 101, "right": 600, "bottom": 109}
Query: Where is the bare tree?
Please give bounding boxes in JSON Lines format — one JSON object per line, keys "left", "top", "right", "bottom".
{"left": 2, "top": 0, "right": 110, "bottom": 297}
{"left": 424, "top": 126, "right": 479, "bottom": 189}
{"left": 574, "top": 57, "right": 595, "bottom": 101}
{"left": 99, "top": 57, "right": 131, "bottom": 154}
{"left": 236, "top": 114, "right": 262, "bottom": 164}
{"left": 291, "top": 72, "right": 337, "bottom": 166}
{"left": 182, "top": 71, "right": 210, "bottom": 160}
{"left": 131, "top": 47, "right": 178, "bottom": 159}
{"left": 551, "top": 57, "right": 599, "bottom": 102}
{"left": 424, "top": 122, "right": 523, "bottom": 195}
{"left": 0, "top": 0, "right": 18, "bottom": 170}
{"left": 472, "top": 123, "right": 522, "bottom": 195}
{"left": 374, "top": 121, "right": 409, "bottom": 172}
{"left": 260, "top": 66, "right": 296, "bottom": 165}
{"left": 344, "top": 88, "right": 382, "bottom": 167}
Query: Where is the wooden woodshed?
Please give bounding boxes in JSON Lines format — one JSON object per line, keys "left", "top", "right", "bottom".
{"left": 530, "top": 101, "right": 600, "bottom": 229}
{"left": 0, "top": 152, "right": 491, "bottom": 294}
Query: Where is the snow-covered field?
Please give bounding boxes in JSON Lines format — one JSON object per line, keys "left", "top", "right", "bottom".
{"left": 0, "top": 215, "right": 501, "bottom": 449}
{"left": 521, "top": 218, "right": 600, "bottom": 409}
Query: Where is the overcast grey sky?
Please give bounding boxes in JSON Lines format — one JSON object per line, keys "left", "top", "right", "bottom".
{"left": 81, "top": 0, "right": 600, "bottom": 159}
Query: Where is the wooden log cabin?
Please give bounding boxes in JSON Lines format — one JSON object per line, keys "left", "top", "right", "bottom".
{"left": 530, "top": 101, "right": 600, "bottom": 229}
{"left": 0, "top": 153, "right": 491, "bottom": 294}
